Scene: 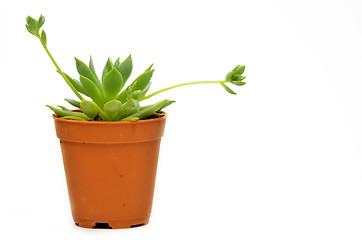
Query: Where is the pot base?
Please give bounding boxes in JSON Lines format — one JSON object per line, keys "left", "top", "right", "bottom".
{"left": 74, "top": 216, "right": 149, "bottom": 229}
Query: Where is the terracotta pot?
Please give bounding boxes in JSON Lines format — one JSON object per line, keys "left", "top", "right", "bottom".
{"left": 52, "top": 113, "right": 167, "bottom": 229}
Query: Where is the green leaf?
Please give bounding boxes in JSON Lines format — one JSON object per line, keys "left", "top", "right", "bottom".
{"left": 26, "top": 16, "right": 38, "bottom": 31}
{"left": 103, "top": 67, "right": 123, "bottom": 101}
{"left": 116, "top": 105, "right": 148, "bottom": 120}
{"left": 132, "top": 82, "right": 151, "bottom": 100}
{"left": 64, "top": 98, "right": 81, "bottom": 108}
{"left": 234, "top": 65, "right": 245, "bottom": 75}
{"left": 89, "top": 56, "right": 100, "bottom": 83}
{"left": 138, "top": 99, "right": 172, "bottom": 119}
{"left": 120, "top": 99, "right": 173, "bottom": 120}
{"left": 61, "top": 116, "right": 87, "bottom": 121}
{"left": 161, "top": 99, "right": 176, "bottom": 109}
{"left": 57, "top": 105, "right": 70, "bottom": 111}
{"left": 145, "top": 63, "right": 154, "bottom": 72}
{"left": 116, "top": 70, "right": 154, "bottom": 103}
{"left": 41, "top": 30, "right": 47, "bottom": 46}
{"left": 231, "top": 81, "right": 246, "bottom": 86}
{"left": 57, "top": 71, "right": 88, "bottom": 96}
{"left": 134, "top": 70, "right": 153, "bottom": 88}
{"left": 25, "top": 24, "right": 37, "bottom": 36}
{"left": 126, "top": 86, "right": 133, "bottom": 100}
{"left": 131, "top": 90, "right": 142, "bottom": 99}
{"left": 130, "top": 99, "right": 140, "bottom": 116}
{"left": 232, "top": 65, "right": 240, "bottom": 71}
{"left": 80, "top": 75, "right": 105, "bottom": 107}
{"left": 75, "top": 58, "right": 102, "bottom": 90}
{"left": 225, "top": 71, "right": 233, "bottom": 81}
{"left": 46, "top": 105, "right": 90, "bottom": 120}
{"left": 80, "top": 100, "right": 101, "bottom": 119}
{"left": 121, "top": 117, "right": 139, "bottom": 122}
{"left": 102, "top": 58, "right": 113, "bottom": 80}
{"left": 38, "top": 15, "right": 45, "bottom": 28}
{"left": 114, "top": 100, "right": 135, "bottom": 120}
{"left": 113, "top": 57, "right": 121, "bottom": 70}
{"left": 68, "top": 78, "right": 87, "bottom": 96}
{"left": 117, "top": 54, "right": 133, "bottom": 86}
{"left": 220, "top": 83, "right": 237, "bottom": 95}
{"left": 231, "top": 75, "right": 239, "bottom": 81}
{"left": 103, "top": 100, "right": 123, "bottom": 120}
{"left": 116, "top": 89, "right": 128, "bottom": 103}
{"left": 104, "top": 100, "right": 123, "bottom": 114}
{"left": 139, "top": 82, "right": 151, "bottom": 98}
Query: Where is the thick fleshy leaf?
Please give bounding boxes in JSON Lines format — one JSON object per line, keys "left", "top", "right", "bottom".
{"left": 116, "top": 70, "right": 154, "bottom": 103}
{"left": 68, "top": 79, "right": 86, "bottom": 95}
{"left": 231, "top": 81, "right": 246, "bottom": 86}
{"left": 103, "top": 100, "right": 123, "bottom": 120}
{"left": 116, "top": 55, "right": 133, "bottom": 86}
{"left": 114, "top": 100, "right": 135, "bottom": 120}
{"left": 131, "top": 90, "right": 142, "bottom": 99}
{"left": 116, "top": 89, "right": 128, "bottom": 103}
{"left": 38, "top": 15, "right": 45, "bottom": 28}
{"left": 161, "top": 99, "right": 176, "bottom": 109}
{"left": 80, "top": 100, "right": 100, "bottom": 119}
{"left": 130, "top": 99, "right": 140, "bottom": 116}
{"left": 116, "top": 105, "right": 148, "bottom": 120}
{"left": 103, "top": 68, "right": 123, "bottom": 101}
{"left": 132, "top": 70, "right": 154, "bottom": 90}
{"left": 89, "top": 56, "right": 100, "bottom": 83}
{"left": 232, "top": 65, "right": 240, "bottom": 71}
{"left": 26, "top": 24, "right": 37, "bottom": 36}
{"left": 57, "top": 105, "right": 70, "bottom": 111}
{"left": 40, "top": 30, "right": 47, "bottom": 46}
{"left": 138, "top": 99, "right": 173, "bottom": 119}
{"left": 64, "top": 98, "right": 81, "bottom": 108}
{"left": 220, "top": 83, "right": 237, "bottom": 95}
{"left": 26, "top": 16, "right": 38, "bottom": 31}
{"left": 80, "top": 75, "right": 105, "bottom": 107}
{"left": 58, "top": 71, "right": 88, "bottom": 96}
{"left": 75, "top": 58, "right": 102, "bottom": 90}
{"left": 120, "top": 99, "right": 174, "bottom": 120}
{"left": 130, "top": 82, "right": 152, "bottom": 100}
{"left": 61, "top": 116, "right": 87, "bottom": 121}
{"left": 46, "top": 105, "right": 90, "bottom": 120}
{"left": 102, "top": 58, "right": 113, "bottom": 80}
{"left": 237, "top": 76, "right": 246, "bottom": 81}
{"left": 137, "top": 82, "right": 151, "bottom": 99}
{"left": 121, "top": 117, "right": 139, "bottom": 122}
{"left": 104, "top": 100, "right": 123, "bottom": 114}
{"left": 145, "top": 63, "right": 154, "bottom": 72}
{"left": 113, "top": 58, "right": 121, "bottom": 70}
{"left": 234, "top": 65, "right": 245, "bottom": 75}
{"left": 225, "top": 71, "right": 234, "bottom": 81}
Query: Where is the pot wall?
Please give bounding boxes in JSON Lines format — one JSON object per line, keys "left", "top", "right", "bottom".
{"left": 53, "top": 114, "right": 167, "bottom": 229}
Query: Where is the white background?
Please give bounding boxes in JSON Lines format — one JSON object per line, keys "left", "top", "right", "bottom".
{"left": 1, "top": 0, "right": 362, "bottom": 239}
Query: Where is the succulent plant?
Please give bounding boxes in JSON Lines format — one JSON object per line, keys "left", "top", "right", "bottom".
{"left": 26, "top": 15, "right": 247, "bottom": 121}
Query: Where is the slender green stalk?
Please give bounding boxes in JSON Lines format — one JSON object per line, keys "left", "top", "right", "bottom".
{"left": 140, "top": 80, "right": 226, "bottom": 101}
{"left": 37, "top": 34, "right": 84, "bottom": 101}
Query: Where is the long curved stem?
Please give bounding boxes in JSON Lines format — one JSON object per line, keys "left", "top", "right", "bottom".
{"left": 37, "top": 35, "right": 84, "bottom": 101}
{"left": 140, "top": 80, "right": 226, "bottom": 101}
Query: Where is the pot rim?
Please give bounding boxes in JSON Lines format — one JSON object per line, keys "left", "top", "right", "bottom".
{"left": 52, "top": 111, "right": 167, "bottom": 125}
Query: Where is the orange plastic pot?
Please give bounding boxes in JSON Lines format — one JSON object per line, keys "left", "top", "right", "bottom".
{"left": 52, "top": 113, "right": 167, "bottom": 229}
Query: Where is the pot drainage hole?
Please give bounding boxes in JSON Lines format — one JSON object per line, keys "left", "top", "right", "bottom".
{"left": 131, "top": 223, "right": 145, "bottom": 228}
{"left": 93, "top": 223, "right": 112, "bottom": 229}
